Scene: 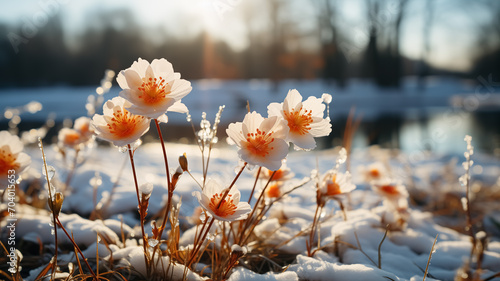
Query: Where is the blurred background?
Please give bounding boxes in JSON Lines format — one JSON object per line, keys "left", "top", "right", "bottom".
{"left": 1, "top": 0, "right": 500, "bottom": 154}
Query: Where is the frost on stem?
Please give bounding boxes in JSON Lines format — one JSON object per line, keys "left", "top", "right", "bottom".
{"left": 42, "top": 165, "right": 56, "bottom": 182}
{"left": 118, "top": 146, "right": 129, "bottom": 153}
{"left": 197, "top": 108, "right": 224, "bottom": 145}
{"left": 337, "top": 148, "right": 347, "bottom": 166}
{"left": 459, "top": 135, "right": 474, "bottom": 188}
{"left": 88, "top": 69, "right": 115, "bottom": 116}
{"left": 89, "top": 172, "right": 102, "bottom": 187}
{"left": 148, "top": 238, "right": 159, "bottom": 248}
{"left": 139, "top": 182, "right": 154, "bottom": 200}
{"left": 42, "top": 165, "right": 57, "bottom": 196}
{"left": 131, "top": 139, "right": 143, "bottom": 150}
{"left": 461, "top": 197, "right": 468, "bottom": 211}
{"left": 322, "top": 93, "right": 332, "bottom": 119}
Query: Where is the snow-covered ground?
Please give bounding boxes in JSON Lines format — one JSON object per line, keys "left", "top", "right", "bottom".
{"left": 4, "top": 140, "right": 500, "bottom": 280}
{"left": 1, "top": 77, "right": 500, "bottom": 280}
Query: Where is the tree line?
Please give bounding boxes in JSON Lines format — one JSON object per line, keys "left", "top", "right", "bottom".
{"left": 0, "top": 0, "right": 499, "bottom": 89}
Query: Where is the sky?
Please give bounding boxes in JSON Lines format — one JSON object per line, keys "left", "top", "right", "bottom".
{"left": 0, "top": 0, "right": 494, "bottom": 72}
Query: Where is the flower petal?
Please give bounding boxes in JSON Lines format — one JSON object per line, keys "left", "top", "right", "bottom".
{"left": 169, "top": 79, "right": 192, "bottom": 101}
{"left": 308, "top": 117, "right": 332, "bottom": 137}
{"left": 283, "top": 89, "right": 303, "bottom": 112}
{"left": 145, "top": 65, "right": 155, "bottom": 80}
{"left": 167, "top": 101, "right": 188, "bottom": 113}
{"left": 130, "top": 58, "right": 150, "bottom": 77}
{"left": 267, "top": 102, "right": 283, "bottom": 117}
{"left": 151, "top": 58, "right": 174, "bottom": 76}
{"left": 226, "top": 122, "right": 245, "bottom": 145}
{"left": 289, "top": 133, "right": 316, "bottom": 150}
{"left": 303, "top": 96, "right": 326, "bottom": 117}
{"left": 242, "top": 112, "right": 264, "bottom": 135}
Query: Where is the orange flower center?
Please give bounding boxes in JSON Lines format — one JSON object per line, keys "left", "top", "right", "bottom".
{"left": 77, "top": 122, "right": 91, "bottom": 135}
{"left": 138, "top": 76, "right": 170, "bottom": 105}
{"left": 265, "top": 183, "right": 281, "bottom": 198}
{"left": 62, "top": 131, "right": 81, "bottom": 146}
{"left": 107, "top": 108, "right": 145, "bottom": 138}
{"left": 283, "top": 107, "right": 313, "bottom": 135}
{"left": 244, "top": 128, "right": 275, "bottom": 158}
{"left": 208, "top": 193, "right": 237, "bottom": 218}
{"left": 380, "top": 185, "right": 399, "bottom": 195}
{"left": 0, "top": 149, "right": 20, "bottom": 176}
{"left": 369, "top": 168, "right": 380, "bottom": 178}
{"left": 326, "top": 174, "right": 341, "bottom": 196}
{"left": 268, "top": 169, "right": 284, "bottom": 181}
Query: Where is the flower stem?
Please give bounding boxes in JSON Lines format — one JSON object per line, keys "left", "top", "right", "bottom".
{"left": 64, "top": 148, "right": 79, "bottom": 192}
{"left": 464, "top": 153, "right": 477, "bottom": 264}
{"left": 217, "top": 163, "right": 247, "bottom": 209}
{"left": 127, "top": 144, "right": 149, "bottom": 274}
{"left": 192, "top": 217, "right": 209, "bottom": 250}
{"left": 154, "top": 119, "right": 173, "bottom": 242}
{"left": 335, "top": 198, "right": 347, "bottom": 221}
{"left": 248, "top": 167, "right": 262, "bottom": 204}
{"left": 308, "top": 203, "right": 322, "bottom": 256}
{"left": 56, "top": 217, "right": 97, "bottom": 280}
{"left": 39, "top": 139, "right": 58, "bottom": 280}
{"left": 187, "top": 218, "right": 215, "bottom": 268}
{"left": 238, "top": 171, "right": 275, "bottom": 244}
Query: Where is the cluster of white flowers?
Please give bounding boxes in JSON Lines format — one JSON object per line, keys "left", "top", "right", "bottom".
{"left": 227, "top": 89, "right": 332, "bottom": 171}
{"left": 89, "top": 58, "right": 253, "bottom": 223}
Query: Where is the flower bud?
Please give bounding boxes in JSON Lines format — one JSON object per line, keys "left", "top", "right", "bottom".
{"left": 179, "top": 153, "right": 188, "bottom": 172}
{"left": 171, "top": 166, "right": 183, "bottom": 190}
{"left": 49, "top": 192, "right": 64, "bottom": 217}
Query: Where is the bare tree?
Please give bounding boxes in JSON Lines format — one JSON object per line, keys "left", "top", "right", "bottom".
{"left": 363, "top": 0, "right": 408, "bottom": 88}
{"left": 315, "top": 0, "right": 348, "bottom": 87}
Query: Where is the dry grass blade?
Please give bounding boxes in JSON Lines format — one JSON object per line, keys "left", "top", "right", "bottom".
{"left": 96, "top": 233, "right": 100, "bottom": 277}
{"left": 342, "top": 107, "right": 362, "bottom": 172}
{"left": 483, "top": 272, "right": 500, "bottom": 281}
{"left": 378, "top": 225, "right": 389, "bottom": 269}
{"left": 32, "top": 262, "right": 53, "bottom": 281}
{"left": 0, "top": 270, "right": 14, "bottom": 281}
{"left": 353, "top": 229, "right": 377, "bottom": 267}
{"left": 422, "top": 234, "right": 439, "bottom": 281}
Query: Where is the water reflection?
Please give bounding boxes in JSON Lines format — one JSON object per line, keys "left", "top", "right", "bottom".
{"left": 1, "top": 82, "right": 499, "bottom": 155}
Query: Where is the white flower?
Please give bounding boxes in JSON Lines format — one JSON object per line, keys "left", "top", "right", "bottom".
{"left": 226, "top": 111, "right": 289, "bottom": 171}
{"left": 359, "top": 162, "right": 388, "bottom": 183}
{"left": 268, "top": 89, "right": 331, "bottom": 150}
{"left": 58, "top": 128, "right": 83, "bottom": 148}
{"left": 0, "top": 131, "right": 31, "bottom": 183}
{"left": 117, "top": 58, "right": 191, "bottom": 119}
{"left": 193, "top": 181, "right": 251, "bottom": 222}
{"left": 264, "top": 182, "right": 282, "bottom": 199}
{"left": 73, "top": 116, "right": 94, "bottom": 141}
{"left": 371, "top": 179, "right": 408, "bottom": 207}
{"left": 91, "top": 97, "right": 150, "bottom": 147}
{"left": 319, "top": 170, "right": 356, "bottom": 196}
{"left": 58, "top": 117, "right": 96, "bottom": 149}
